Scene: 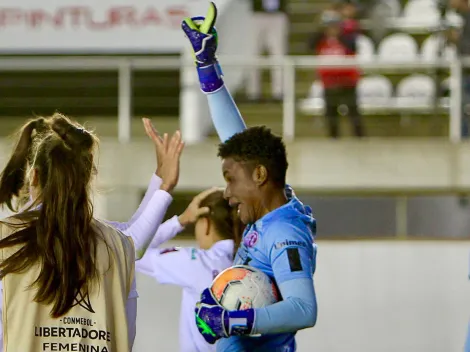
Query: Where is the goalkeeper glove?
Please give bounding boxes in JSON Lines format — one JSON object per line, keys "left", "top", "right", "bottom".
{"left": 181, "top": 2, "right": 224, "bottom": 93}
{"left": 195, "top": 288, "right": 255, "bottom": 344}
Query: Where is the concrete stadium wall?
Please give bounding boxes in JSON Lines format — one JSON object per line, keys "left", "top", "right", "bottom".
{"left": 2, "top": 138, "right": 470, "bottom": 221}
{"left": 1, "top": 138, "right": 469, "bottom": 191}
{"left": 134, "top": 240, "right": 470, "bottom": 352}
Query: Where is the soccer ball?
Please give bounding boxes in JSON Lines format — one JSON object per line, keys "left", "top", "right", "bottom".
{"left": 210, "top": 265, "right": 279, "bottom": 311}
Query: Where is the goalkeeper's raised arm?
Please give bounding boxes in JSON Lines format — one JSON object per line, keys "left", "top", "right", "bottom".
{"left": 181, "top": 2, "right": 246, "bottom": 142}
{"left": 182, "top": 4, "right": 318, "bottom": 351}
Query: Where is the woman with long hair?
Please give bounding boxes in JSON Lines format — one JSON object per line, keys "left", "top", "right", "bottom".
{"left": 0, "top": 114, "right": 183, "bottom": 352}
{"left": 135, "top": 188, "right": 243, "bottom": 352}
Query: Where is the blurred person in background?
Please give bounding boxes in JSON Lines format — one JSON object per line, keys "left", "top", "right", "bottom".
{"left": 246, "top": 0, "right": 289, "bottom": 102}
{"left": 340, "top": 0, "right": 361, "bottom": 36}
{"left": 447, "top": 0, "right": 470, "bottom": 138}
{"left": 309, "top": 10, "right": 364, "bottom": 138}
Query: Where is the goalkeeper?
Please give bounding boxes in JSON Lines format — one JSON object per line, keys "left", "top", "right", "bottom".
{"left": 182, "top": 3, "right": 318, "bottom": 351}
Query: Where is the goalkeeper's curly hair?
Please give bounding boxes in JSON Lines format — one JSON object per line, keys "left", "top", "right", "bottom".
{"left": 217, "top": 126, "right": 288, "bottom": 188}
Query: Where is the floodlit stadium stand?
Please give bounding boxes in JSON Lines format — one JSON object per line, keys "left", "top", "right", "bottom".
{"left": 0, "top": 0, "right": 463, "bottom": 139}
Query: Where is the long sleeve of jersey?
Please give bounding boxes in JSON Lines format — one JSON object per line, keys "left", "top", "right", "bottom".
{"left": 135, "top": 216, "right": 185, "bottom": 277}
{"left": 105, "top": 174, "right": 161, "bottom": 231}
{"left": 252, "top": 278, "right": 317, "bottom": 334}
{"left": 123, "top": 189, "right": 172, "bottom": 259}
{"left": 148, "top": 215, "right": 184, "bottom": 249}
{"left": 205, "top": 76, "right": 247, "bottom": 142}
{"left": 104, "top": 174, "right": 172, "bottom": 259}
{"left": 252, "top": 221, "right": 318, "bottom": 334}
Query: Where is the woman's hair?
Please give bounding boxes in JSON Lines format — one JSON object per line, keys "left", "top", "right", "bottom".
{"left": 199, "top": 190, "right": 243, "bottom": 256}
{"left": 0, "top": 113, "right": 100, "bottom": 318}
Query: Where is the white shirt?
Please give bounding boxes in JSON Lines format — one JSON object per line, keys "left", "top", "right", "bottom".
{"left": 136, "top": 216, "right": 235, "bottom": 352}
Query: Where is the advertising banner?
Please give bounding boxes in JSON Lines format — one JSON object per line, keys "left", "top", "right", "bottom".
{"left": 0, "top": 0, "right": 229, "bottom": 53}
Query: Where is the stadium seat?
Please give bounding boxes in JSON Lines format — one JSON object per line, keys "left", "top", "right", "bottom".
{"left": 308, "top": 80, "right": 323, "bottom": 99}
{"left": 441, "top": 77, "right": 450, "bottom": 92}
{"left": 402, "top": 0, "right": 439, "bottom": 28}
{"left": 446, "top": 10, "right": 464, "bottom": 27}
{"left": 421, "top": 34, "right": 457, "bottom": 61}
{"left": 299, "top": 81, "right": 325, "bottom": 114}
{"left": 357, "top": 75, "right": 393, "bottom": 109}
{"left": 356, "top": 35, "right": 375, "bottom": 62}
{"left": 377, "top": 33, "right": 418, "bottom": 62}
{"left": 384, "top": 0, "right": 402, "bottom": 17}
{"left": 440, "top": 77, "right": 451, "bottom": 109}
{"left": 370, "top": 0, "right": 402, "bottom": 22}
{"left": 395, "top": 74, "right": 435, "bottom": 109}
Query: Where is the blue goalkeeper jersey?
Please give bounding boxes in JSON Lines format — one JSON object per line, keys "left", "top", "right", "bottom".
{"left": 200, "top": 71, "right": 318, "bottom": 352}
{"left": 216, "top": 193, "right": 317, "bottom": 352}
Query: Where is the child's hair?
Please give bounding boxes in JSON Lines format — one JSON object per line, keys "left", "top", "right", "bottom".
{"left": 199, "top": 190, "right": 243, "bottom": 257}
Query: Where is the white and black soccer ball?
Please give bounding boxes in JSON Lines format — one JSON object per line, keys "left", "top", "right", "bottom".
{"left": 210, "top": 265, "right": 279, "bottom": 311}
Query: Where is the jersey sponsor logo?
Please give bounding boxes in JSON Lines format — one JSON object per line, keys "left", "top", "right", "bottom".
{"left": 243, "top": 231, "right": 259, "bottom": 248}
{"left": 286, "top": 248, "right": 303, "bottom": 272}
{"left": 274, "top": 239, "right": 308, "bottom": 250}
{"left": 160, "top": 247, "right": 180, "bottom": 255}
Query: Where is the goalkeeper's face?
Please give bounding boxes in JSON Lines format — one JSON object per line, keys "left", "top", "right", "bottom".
{"left": 222, "top": 157, "right": 263, "bottom": 225}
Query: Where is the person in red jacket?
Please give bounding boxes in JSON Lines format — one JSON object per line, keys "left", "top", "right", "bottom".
{"left": 309, "top": 10, "right": 364, "bottom": 138}
{"left": 341, "top": 0, "right": 360, "bottom": 36}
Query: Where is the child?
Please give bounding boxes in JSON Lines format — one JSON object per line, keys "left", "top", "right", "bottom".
{"left": 136, "top": 188, "right": 242, "bottom": 352}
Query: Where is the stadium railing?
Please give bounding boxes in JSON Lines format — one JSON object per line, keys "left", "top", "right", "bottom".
{"left": 0, "top": 55, "right": 468, "bottom": 143}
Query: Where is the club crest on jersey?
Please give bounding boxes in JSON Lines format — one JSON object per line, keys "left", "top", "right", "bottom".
{"left": 243, "top": 231, "right": 259, "bottom": 248}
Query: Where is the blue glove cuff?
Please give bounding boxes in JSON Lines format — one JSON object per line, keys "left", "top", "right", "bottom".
{"left": 197, "top": 62, "right": 224, "bottom": 93}
{"left": 224, "top": 309, "right": 255, "bottom": 336}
